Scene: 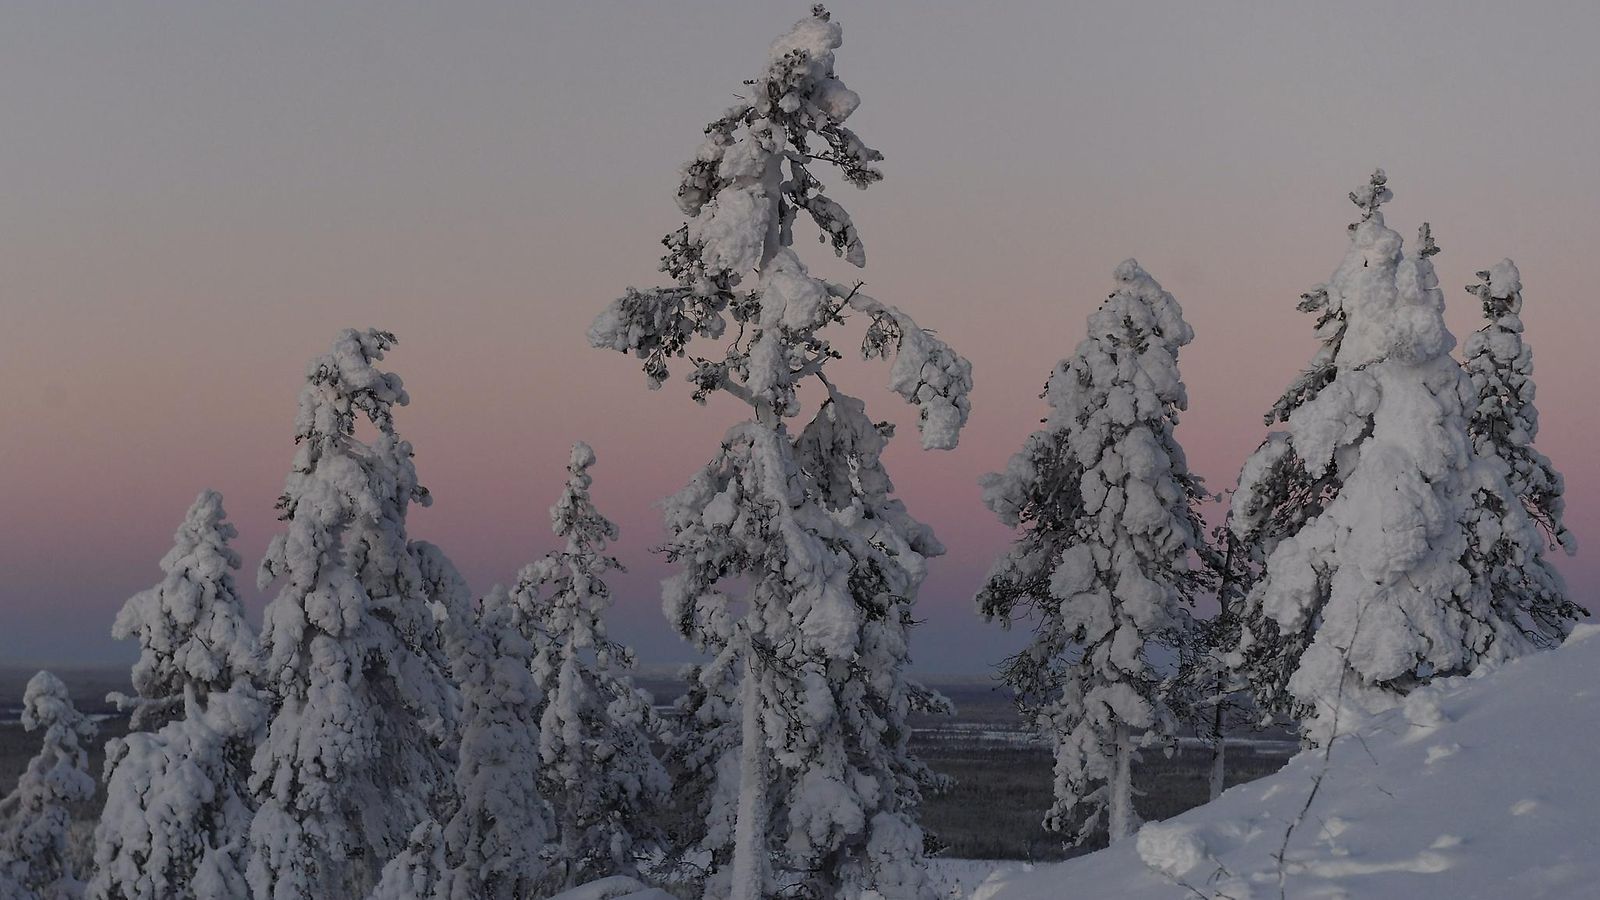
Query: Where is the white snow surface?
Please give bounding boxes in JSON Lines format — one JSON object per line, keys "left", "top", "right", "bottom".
{"left": 950, "top": 626, "right": 1600, "bottom": 899}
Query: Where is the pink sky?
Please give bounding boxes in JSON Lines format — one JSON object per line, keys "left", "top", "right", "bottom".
{"left": 2, "top": 2, "right": 1597, "bottom": 671}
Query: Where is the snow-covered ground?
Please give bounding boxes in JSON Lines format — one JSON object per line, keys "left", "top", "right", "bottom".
{"left": 932, "top": 624, "right": 1600, "bottom": 899}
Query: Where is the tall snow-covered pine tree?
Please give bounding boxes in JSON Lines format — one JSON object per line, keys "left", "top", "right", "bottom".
{"left": 978, "top": 260, "right": 1206, "bottom": 845}
{"left": 589, "top": 7, "right": 971, "bottom": 898}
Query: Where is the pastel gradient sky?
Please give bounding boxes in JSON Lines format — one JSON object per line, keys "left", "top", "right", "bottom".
{"left": 3, "top": 2, "right": 1597, "bottom": 673}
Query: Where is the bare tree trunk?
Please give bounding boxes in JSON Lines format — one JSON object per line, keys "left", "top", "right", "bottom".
{"left": 1209, "top": 672, "right": 1227, "bottom": 801}
{"left": 1108, "top": 722, "right": 1134, "bottom": 843}
{"left": 730, "top": 650, "right": 767, "bottom": 900}
{"left": 1210, "top": 534, "right": 1238, "bottom": 802}
{"left": 560, "top": 824, "right": 580, "bottom": 890}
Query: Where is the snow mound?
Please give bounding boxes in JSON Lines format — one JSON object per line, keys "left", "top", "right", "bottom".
{"left": 1135, "top": 823, "right": 1209, "bottom": 880}
{"left": 965, "top": 627, "right": 1600, "bottom": 899}
{"left": 546, "top": 875, "right": 676, "bottom": 900}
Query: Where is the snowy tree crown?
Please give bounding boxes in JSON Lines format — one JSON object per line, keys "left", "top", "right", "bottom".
{"left": 588, "top": 6, "right": 971, "bottom": 449}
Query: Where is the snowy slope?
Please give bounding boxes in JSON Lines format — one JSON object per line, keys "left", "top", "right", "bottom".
{"left": 957, "top": 625, "right": 1600, "bottom": 899}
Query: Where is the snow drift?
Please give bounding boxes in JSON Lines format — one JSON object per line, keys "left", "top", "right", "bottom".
{"left": 965, "top": 624, "right": 1600, "bottom": 899}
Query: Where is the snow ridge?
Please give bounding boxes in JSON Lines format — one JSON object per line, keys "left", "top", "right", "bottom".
{"left": 966, "top": 625, "right": 1600, "bottom": 899}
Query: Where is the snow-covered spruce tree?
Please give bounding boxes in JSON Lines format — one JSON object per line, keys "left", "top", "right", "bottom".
{"left": 432, "top": 584, "right": 553, "bottom": 900}
{"left": 1229, "top": 174, "right": 1535, "bottom": 745}
{"left": 588, "top": 8, "right": 970, "bottom": 898}
{"left": 977, "top": 260, "right": 1206, "bottom": 845}
{"left": 508, "top": 442, "right": 666, "bottom": 893}
{"left": 104, "top": 490, "right": 260, "bottom": 732}
{"left": 1460, "top": 261, "right": 1586, "bottom": 649}
{"left": 1222, "top": 174, "right": 1396, "bottom": 720}
{"left": 88, "top": 490, "right": 266, "bottom": 900}
{"left": 0, "top": 672, "right": 97, "bottom": 900}
{"left": 246, "top": 328, "right": 458, "bottom": 899}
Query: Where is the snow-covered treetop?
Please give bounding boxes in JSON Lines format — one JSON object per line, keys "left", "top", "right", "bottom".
{"left": 588, "top": 5, "right": 971, "bottom": 450}
{"left": 112, "top": 489, "right": 257, "bottom": 729}
{"left": 293, "top": 328, "right": 412, "bottom": 449}
{"left": 273, "top": 328, "right": 429, "bottom": 531}
{"left": 1464, "top": 259, "right": 1575, "bottom": 554}
{"left": 515, "top": 441, "right": 626, "bottom": 664}
{"left": 1263, "top": 170, "right": 1403, "bottom": 427}
{"left": 1246, "top": 174, "right": 1454, "bottom": 498}
{"left": 550, "top": 441, "right": 618, "bottom": 558}
{"left": 1323, "top": 173, "right": 1453, "bottom": 374}
{"left": 20, "top": 672, "right": 87, "bottom": 741}
{"left": 982, "top": 258, "right": 1197, "bottom": 535}
{"left": 1347, "top": 168, "right": 1392, "bottom": 225}
{"left": 1470, "top": 259, "right": 1523, "bottom": 321}
{"left": 258, "top": 328, "right": 427, "bottom": 603}
{"left": 6, "top": 670, "right": 95, "bottom": 819}
{"left": 1235, "top": 171, "right": 1421, "bottom": 545}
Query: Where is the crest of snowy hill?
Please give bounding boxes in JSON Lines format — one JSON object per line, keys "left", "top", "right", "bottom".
{"left": 957, "top": 626, "right": 1600, "bottom": 900}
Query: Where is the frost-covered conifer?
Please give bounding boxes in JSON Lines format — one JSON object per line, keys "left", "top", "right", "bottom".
{"left": 0, "top": 672, "right": 97, "bottom": 900}
{"left": 433, "top": 585, "right": 552, "bottom": 900}
{"left": 1459, "top": 262, "right": 1586, "bottom": 650}
{"left": 589, "top": 8, "right": 970, "bottom": 898}
{"left": 89, "top": 491, "right": 265, "bottom": 900}
{"left": 88, "top": 693, "right": 265, "bottom": 900}
{"left": 978, "top": 260, "right": 1206, "bottom": 845}
{"left": 1223, "top": 173, "right": 1394, "bottom": 716}
{"left": 1229, "top": 174, "right": 1533, "bottom": 744}
{"left": 246, "top": 329, "right": 457, "bottom": 899}
{"left": 509, "top": 443, "right": 666, "bottom": 893}
{"left": 104, "top": 490, "right": 259, "bottom": 731}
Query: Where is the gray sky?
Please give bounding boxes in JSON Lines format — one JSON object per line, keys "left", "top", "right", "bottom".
{"left": 3, "top": 1, "right": 1598, "bottom": 673}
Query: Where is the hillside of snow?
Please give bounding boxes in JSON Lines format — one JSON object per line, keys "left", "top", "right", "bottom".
{"left": 948, "top": 624, "right": 1600, "bottom": 900}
